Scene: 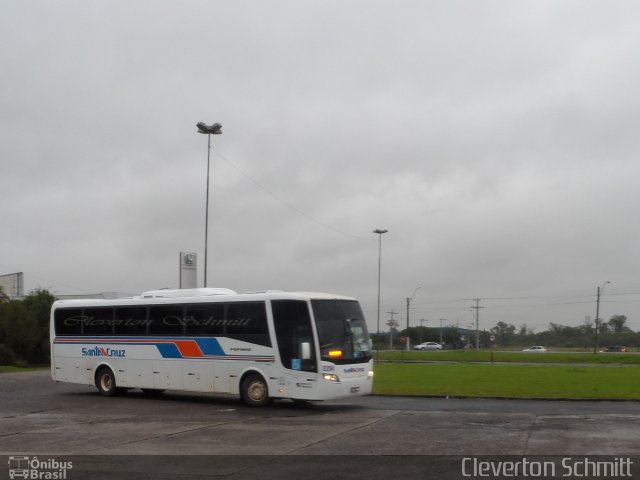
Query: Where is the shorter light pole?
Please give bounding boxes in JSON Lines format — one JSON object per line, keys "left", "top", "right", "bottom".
{"left": 419, "top": 319, "right": 427, "bottom": 344}
{"left": 594, "top": 281, "right": 610, "bottom": 354}
{"left": 405, "top": 286, "right": 421, "bottom": 350}
{"left": 406, "top": 287, "right": 421, "bottom": 330}
{"left": 373, "top": 229, "right": 388, "bottom": 336}
{"left": 439, "top": 319, "right": 446, "bottom": 345}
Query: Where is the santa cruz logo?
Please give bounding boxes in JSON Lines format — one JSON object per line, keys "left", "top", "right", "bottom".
{"left": 81, "top": 346, "right": 126, "bottom": 357}
{"left": 343, "top": 367, "right": 365, "bottom": 374}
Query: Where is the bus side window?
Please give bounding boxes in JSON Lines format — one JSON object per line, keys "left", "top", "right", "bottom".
{"left": 148, "top": 305, "right": 185, "bottom": 336}
{"left": 83, "top": 308, "right": 115, "bottom": 335}
{"left": 114, "top": 306, "right": 148, "bottom": 335}
{"left": 271, "top": 300, "right": 317, "bottom": 373}
{"left": 225, "top": 302, "right": 271, "bottom": 347}
{"left": 184, "top": 303, "right": 225, "bottom": 336}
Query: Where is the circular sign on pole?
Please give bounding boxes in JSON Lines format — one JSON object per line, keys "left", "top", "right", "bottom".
{"left": 490, "top": 335, "right": 496, "bottom": 342}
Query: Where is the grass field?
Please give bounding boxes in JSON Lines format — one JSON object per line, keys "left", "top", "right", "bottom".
{"left": 376, "top": 350, "right": 640, "bottom": 364}
{"left": 373, "top": 362, "right": 640, "bottom": 400}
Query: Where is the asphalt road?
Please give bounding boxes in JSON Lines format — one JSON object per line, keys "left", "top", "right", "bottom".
{"left": 1, "top": 370, "right": 639, "bottom": 479}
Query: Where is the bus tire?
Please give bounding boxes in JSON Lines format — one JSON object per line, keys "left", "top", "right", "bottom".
{"left": 95, "top": 367, "right": 117, "bottom": 397}
{"left": 240, "top": 373, "right": 272, "bottom": 407}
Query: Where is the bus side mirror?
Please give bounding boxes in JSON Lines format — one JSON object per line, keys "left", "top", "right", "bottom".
{"left": 301, "top": 342, "right": 311, "bottom": 360}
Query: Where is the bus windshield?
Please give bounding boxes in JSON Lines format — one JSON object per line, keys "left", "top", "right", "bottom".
{"left": 311, "top": 299, "right": 372, "bottom": 364}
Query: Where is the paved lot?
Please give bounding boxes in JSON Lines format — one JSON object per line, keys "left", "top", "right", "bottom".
{"left": 1, "top": 370, "right": 639, "bottom": 479}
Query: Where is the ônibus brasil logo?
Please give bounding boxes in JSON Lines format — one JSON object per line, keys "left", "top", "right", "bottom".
{"left": 81, "top": 346, "right": 126, "bottom": 357}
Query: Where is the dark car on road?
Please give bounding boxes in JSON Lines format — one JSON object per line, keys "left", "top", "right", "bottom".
{"left": 602, "top": 345, "right": 628, "bottom": 352}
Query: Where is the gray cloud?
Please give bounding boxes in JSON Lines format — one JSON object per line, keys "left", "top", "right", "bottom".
{"left": 2, "top": 1, "right": 639, "bottom": 333}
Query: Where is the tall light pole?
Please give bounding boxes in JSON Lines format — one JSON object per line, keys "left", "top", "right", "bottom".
{"left": 373, "top": 229, "right": 388, "bottom": 336}
{"left": 197, "top": 122, "right": 222, "bottom": 288}
{"left": 594, "top": 281, "right": 610, "bottom": 354}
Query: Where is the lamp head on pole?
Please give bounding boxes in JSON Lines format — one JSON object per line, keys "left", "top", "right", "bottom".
{"left": 410, "top": 286, "right": 422, "bottom": 300}
{"left": 373, "top": 229, "right": 388, "bottom": 235}
{"left": 197, "top": 122, "right": 223, "bottom": 134}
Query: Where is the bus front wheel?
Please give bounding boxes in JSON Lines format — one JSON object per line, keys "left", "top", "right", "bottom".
{"left": 240, "top": 373, "right": 272, "bottom": 407}
{"left": 96, "top": 367, "right": 117, "bottom": 397}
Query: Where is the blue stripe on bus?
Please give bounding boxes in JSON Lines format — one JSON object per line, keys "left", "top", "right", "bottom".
{"left": 53, "top": 337, "right": 273, "bottom": 361}
{"left": 155, "top": 343, "right": 182, "bottom": 359}
{"left": 196, "top": 338, "right": 225, "bottom": 356}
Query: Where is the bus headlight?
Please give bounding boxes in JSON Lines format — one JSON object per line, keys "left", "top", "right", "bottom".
{"left": 322, "top": 373, "right": 340, "bottom": 382}
{"left": 368, "top": 370, "right": 374, "bottom": 378}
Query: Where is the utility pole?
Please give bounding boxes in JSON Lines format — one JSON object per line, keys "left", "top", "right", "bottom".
{"left": 405, "top": 287, "right": 421, "bottom": 350}
{"left": 386, "top": 309, "right": 398, "bottom": 350}
{"left": 406, "top": 297, "right": 410, "bottom": 332}
{"left": 439, "top": 319, "right": 446, "bottom": 345}
{"left": 594, "top": 286, "right": 601, "bottom": 354}
{"left": 406, "top": 297, "right": 410, "bottom": 351}
{"left": 470, "top": 299, "right": 484, "bottom": 349}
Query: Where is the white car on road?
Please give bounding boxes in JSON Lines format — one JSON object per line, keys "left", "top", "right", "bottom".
{"left": 413, "top": 342, "right": 442, "bottom": 351}
{"left": 522, "top": 346, "right": 547, "bottom": 352}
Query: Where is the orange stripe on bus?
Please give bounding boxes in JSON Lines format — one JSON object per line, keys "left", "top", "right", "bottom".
{"left": 175, "top": 340, "right": 204, "bottom": 357}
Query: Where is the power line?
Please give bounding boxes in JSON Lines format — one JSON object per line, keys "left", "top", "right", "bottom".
{"left": 211, "top": 147, "right": 374, "bottom": 242}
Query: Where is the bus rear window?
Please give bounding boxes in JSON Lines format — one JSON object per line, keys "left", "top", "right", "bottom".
{"left": 54, "top": 308, "right": 83, "bottom": 336}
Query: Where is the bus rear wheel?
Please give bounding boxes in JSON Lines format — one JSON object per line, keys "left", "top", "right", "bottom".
{"left": 241, "top": 374, "right": 272, "bottom": 407}
{"left": 96, "top": 367, "right": 117, "bottom": 397}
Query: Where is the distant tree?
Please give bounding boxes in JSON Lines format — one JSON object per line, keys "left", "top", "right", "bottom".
{"left": 490, "top": 321, "right": 516, "bottom": 346}
{"left": 0, "top": 287, "right": 8, "bottom": 304}
{"left": 402, "top": 326, "right": 439, "bottom": 345}
{"left": 0, "top": 288, "right": 56, "bottom": 365}
{"left": 0, "top": 300, "right": 38, "bottom": 363}
{"left": 549, "top": 322, "right": 563, "bottom": 334}
{"left": 608, "top": 315, "right": 630, "bottom": 334}
{"left": 578, "top": 318, "right": 593, "bottom": 335}
{"left": 491, "top": 315, "right": 636, "bottom": 350}
{"left": 597, "top": 321, "right": 610, "bottom": 335}
{"left": 22, "top": 289, "right": 56, "bottom": 331}
{"left": 22, "top": 289, "right": 56, "bottom": 362}
{"left": 441, "top": 327, "right": 462, "bottom": 347}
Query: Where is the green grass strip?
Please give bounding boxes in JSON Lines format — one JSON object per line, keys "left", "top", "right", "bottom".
{"left": 376, "top": 350, "right": 640, "bottom": 364}
{"left": 373, "top": 362, "right": 640, "bottom": 400}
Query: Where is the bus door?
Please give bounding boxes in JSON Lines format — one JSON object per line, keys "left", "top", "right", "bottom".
{"left": 271, "top": 300, "right": 318, "bottom": 397}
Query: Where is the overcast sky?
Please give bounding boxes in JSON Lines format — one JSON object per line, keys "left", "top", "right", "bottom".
{"left": 2, "top": 0, "right": 639, "bottom": 334}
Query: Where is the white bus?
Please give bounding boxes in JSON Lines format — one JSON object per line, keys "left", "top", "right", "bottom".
{"left": 50, "top": 288, "right": 374, "bottom": 406}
